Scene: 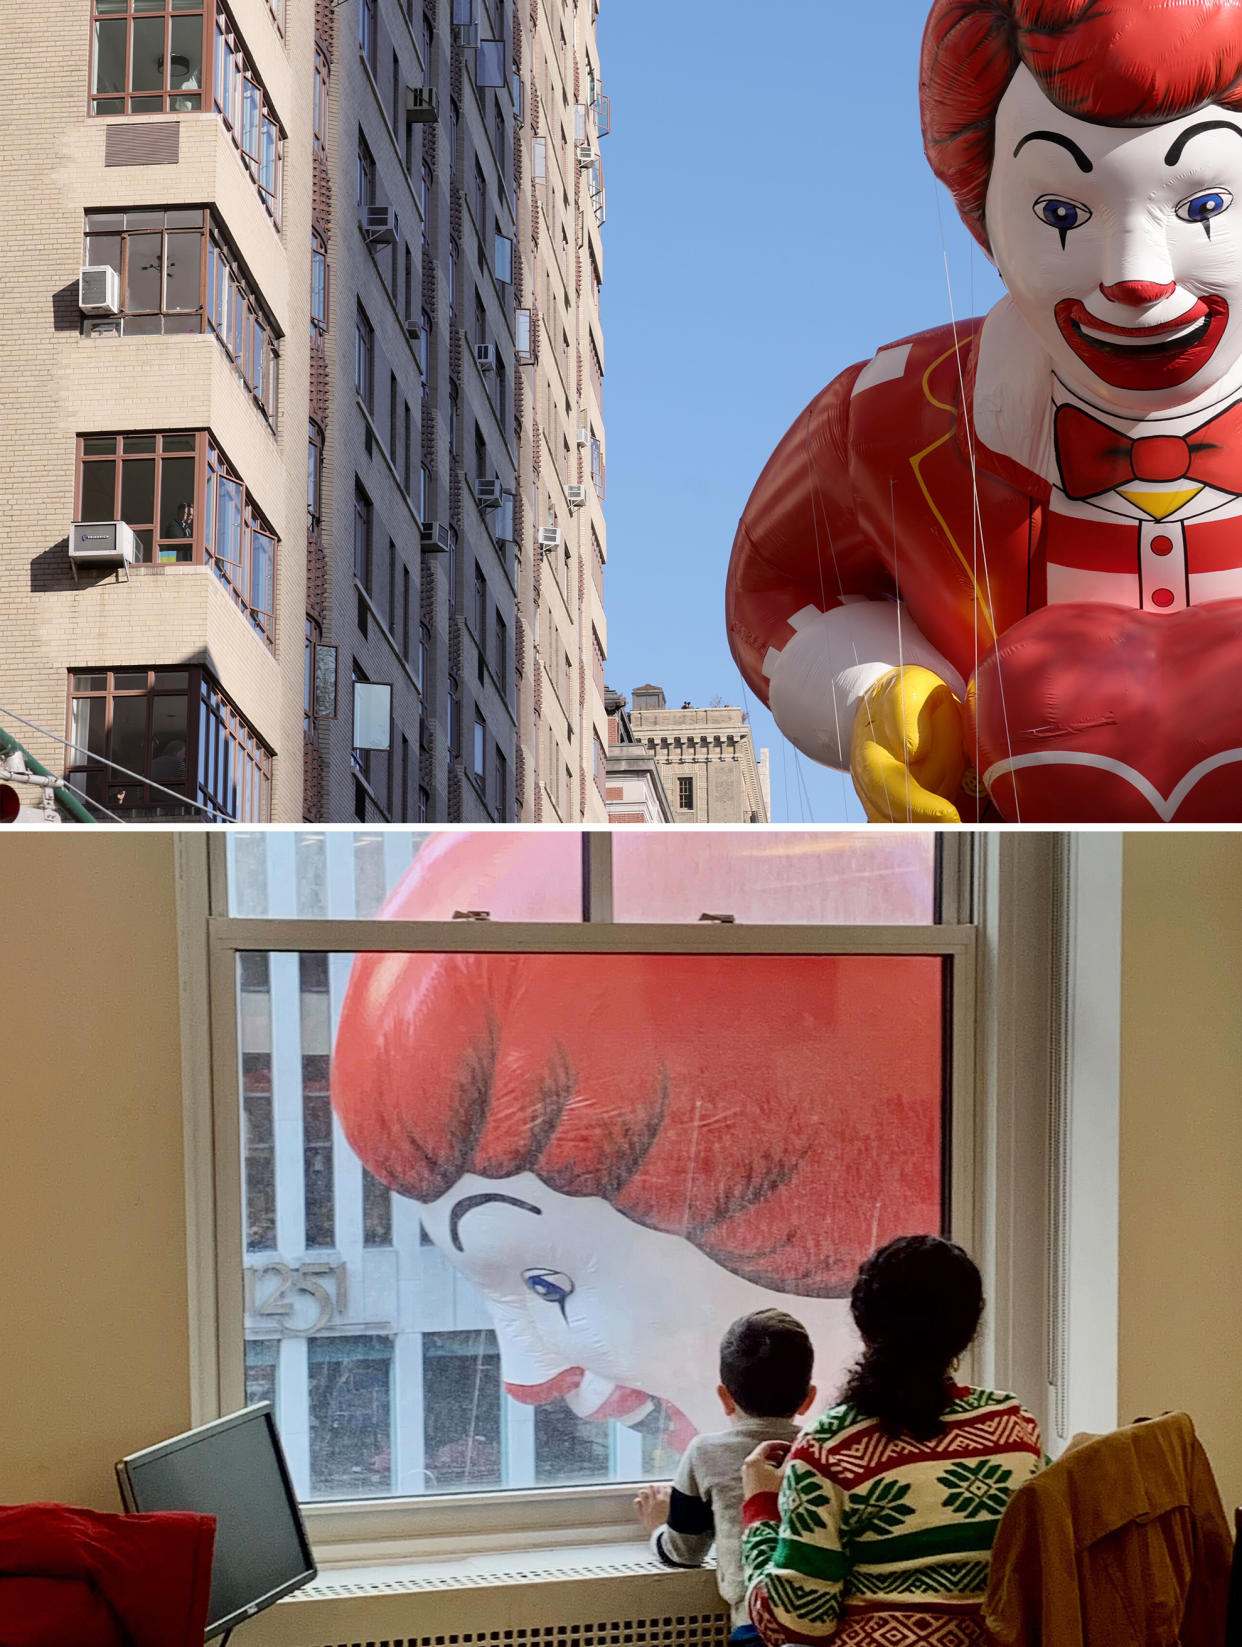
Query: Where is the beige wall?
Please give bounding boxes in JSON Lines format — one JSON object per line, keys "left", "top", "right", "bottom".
{"left": 0, "top": 835, "right": 191, "bottom": 1508}
{"left": 1119, "top": 832, "right": 1242, "bottom": 1512}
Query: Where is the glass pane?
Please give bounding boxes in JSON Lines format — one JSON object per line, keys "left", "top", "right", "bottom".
{"left": 124, "top": 210, "right": 165, "bottom": 231}
{"left": 216, "top": 475, "right": 243, "bottom": 567}
{"left": 149, "top": 693, "right": 188, "bottom": 787}
{"left": 160, "top": 456, "right": 196, "bottom": 540}
{"left": 612, "top": 831, "right": 939, "bottom": 923}
{"left": 112, "top": 671, "right": 150, "bottom": 690}
{"left": 85, "top": 234, "right": 122, "bottom": 277}
{"left": 169, "top": 14, "right": 202, "bottom": 92}
{"left": 237, "top": 940, "right": 945, "bottom": 1501}
{"left": 72, "top": 673, "right": 108, "bottom": 692}
{"left": 70, "top": 697, "right": 107, "bottom": 764}
{"left": 130, "top": 16, "right": 165, "bottom": 93}
{"left": 125, "top": 232, "right": 162, "bottom": 312}
{"left": 164, "top": 231, "right": 201, "bottom": 311}
{"left": 93, "top": 20, "right": 126, "bottom": 94}
{"left": 92, "top": 98, "right": 126, "bottom": 114}
{"left": 110, "top": 694, "right": 149, "bottom": 777}
{"left": 166, "top": 208, "right": 205, "bottom": 229}
{"left": 119, "top": 456, "right": 155, "bottom": 528}
{"left": 308, "top": 1337, "right": 392, "bottom": 1499}
{"left": 79, "top": 460, "right": 116, "bottom": 521}
{"left": 162, "top": 433, "right": 196, "bottom": 452}
{"left": 123, "top": 434, "right": 157, "bottom": 453}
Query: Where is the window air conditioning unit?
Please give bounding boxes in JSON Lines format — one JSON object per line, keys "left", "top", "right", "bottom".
{"left": 475, "top": 343, "right": 495, "bottom": 372}
{"left": 69, "top": 520, "right": 139, "bottom": 567}
{"left": 538, "top": 526, "right": 563, "bottom": 550}
{"left": 473, "top": 477, "right": 503, "bottom": 510}
{"left": 363, "top": 205, "right": 399, "bottom": 246}
{"left": 405, "top": 315, "right": 422, "bottom": 340}
{"left": 406, "top": 86, "right": 438, "bottom": 122}
{"left": 420, "top": 521, "right": 451, "bottom": 552}
{"left": 566, "top": 484, "right": 588, "bottom": 509}
{"left": 576, "top": 414, "right": 590, "bottom": 447}
{"left": 78, "top": 265, "right": 120, "bottom": 316}
{"left": 453, "top": 22, "right": 479, "bottom": 47}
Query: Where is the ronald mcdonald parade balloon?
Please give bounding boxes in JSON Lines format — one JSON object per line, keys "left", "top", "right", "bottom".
{"left": 331, "top": 832, "right": 942, "bottom": 1455}
{"left": 726, "top": 0, "right": 1242, "bottom": 821}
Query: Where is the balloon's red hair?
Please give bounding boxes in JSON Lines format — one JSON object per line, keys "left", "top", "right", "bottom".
{"left": 331, "top": 834, "right": 943, "bottom": 1298}
{"left": 922, "top": 0, "right": 1242, "bottom": 249}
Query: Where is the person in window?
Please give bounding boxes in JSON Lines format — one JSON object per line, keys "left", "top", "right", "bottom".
{"left": 167, "top": 502, "right": 194, "bottom": 539}
{"left": 741, "top": 1237, "right": 1042, "bottom": 1647}
{"left": 330, "top": 831, "right": 941, "bottom": 1459}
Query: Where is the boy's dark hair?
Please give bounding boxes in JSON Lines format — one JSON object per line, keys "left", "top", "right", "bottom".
{"left": 719, "top": 1308, "right": 813, "bottom": 1418}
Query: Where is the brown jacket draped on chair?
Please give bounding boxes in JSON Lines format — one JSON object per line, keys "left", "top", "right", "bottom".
{"left": 983, "top": 1412, "right": 1232, "bottom": 1647}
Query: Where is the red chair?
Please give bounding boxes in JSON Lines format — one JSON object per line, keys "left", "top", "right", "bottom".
{"left": 0, "top": 1502, "right": 214, "bottom": 1647}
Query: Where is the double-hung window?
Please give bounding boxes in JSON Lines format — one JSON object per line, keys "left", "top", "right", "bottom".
{"left": 184, "top": 831, "right": 1085, "bottom": 1552}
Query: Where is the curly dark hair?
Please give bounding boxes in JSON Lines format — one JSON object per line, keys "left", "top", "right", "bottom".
{"left": 839, "top": 1235, "right": 984, "bottom": 1441}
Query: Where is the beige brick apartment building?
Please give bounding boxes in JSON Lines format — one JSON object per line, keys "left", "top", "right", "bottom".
{"left": 0, "top": 0, "right": 607, "bottom": 822}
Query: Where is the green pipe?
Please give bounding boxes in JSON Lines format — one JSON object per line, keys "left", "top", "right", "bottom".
{"left": 0, "top": 726, "right": 95, "bottom": 824}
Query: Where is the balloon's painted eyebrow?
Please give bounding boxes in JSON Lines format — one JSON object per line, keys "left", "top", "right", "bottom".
{"left": 1164, "top": 120, "right": 1242, "bottom": 166}
{"left": 1013, "top": 130, "right": 1093, "bottom": 172}
{"left": 449, "top": 1191, "right": 542, "bottom": 1250}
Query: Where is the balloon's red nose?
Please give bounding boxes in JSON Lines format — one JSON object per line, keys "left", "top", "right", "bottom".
{"left": 1099, "top": 280, "right": 1177, "bottom": 307}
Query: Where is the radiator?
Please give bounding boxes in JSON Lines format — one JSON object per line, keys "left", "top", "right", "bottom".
{"left": 239, "top": 1547, "right": 731, "bottom": 1647}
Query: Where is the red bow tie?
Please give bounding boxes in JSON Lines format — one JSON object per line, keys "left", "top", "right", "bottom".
{"left": 1054, "top": 401, "right": 1242, "bottom": 501}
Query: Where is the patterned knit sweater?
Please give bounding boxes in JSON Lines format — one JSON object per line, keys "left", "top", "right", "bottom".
{"left": 742, "top": 1386, "right": 1042, "bottom": 1647}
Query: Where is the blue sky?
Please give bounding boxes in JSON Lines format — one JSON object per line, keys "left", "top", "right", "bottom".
{"left": 595, "top": 0, "right": 1005, "bottom": 821}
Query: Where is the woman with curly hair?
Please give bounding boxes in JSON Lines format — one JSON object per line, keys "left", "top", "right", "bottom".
{"left": 742, "top": 1237, "right": 1042, "bottom": 1647}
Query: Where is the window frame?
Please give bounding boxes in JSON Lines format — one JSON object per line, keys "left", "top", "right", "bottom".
{"left": 67, "top": 664, "right": 271, "bottom": 821}
{"left": 177, "top": 831, "right": 1053, "bottom": 1556}
{"left": 88, "top": 0, "right": 207, "bottom": 118}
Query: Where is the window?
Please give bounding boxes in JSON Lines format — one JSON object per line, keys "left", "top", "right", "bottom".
{"left": 83, "top": 210, "right": 279, "bottom": 425}
{"left": 354, "top": 483, "right": 372, "bottom": 589}
{"left": 76, "top": 431, "right": 276, "bottom": 641}
{"left": 313, "top": 46, "right": 329, "bottom": 156}
{"left": 82, "top": 208, "right": 206, "bottom": 337}
{"left": 359, "top": 0, "right": 377, "bottom": 74}
{"left": 213, "top": 9, "right": 283, "bottom": 222}
{"left": 357, "top": 130, "right": 377, "bottom": 212}
{"left": 67, "top": 665, "right": 270, "bottom": 820}
{"left": 301, "top": 953, "right": 334, "bottom": 1248}
{"left": 447, "top": 673, "right": 460, "bottom": 757}
{"left": 678, "top": 775, "right": 694, "bottom": 811}
{"left": 309, "top": 1336, "right": 392, "bottom": 1499}
{"left": 493, "top": 744, "right": 506, "bottom": 819}
{"left": 473, "top": 565, "right": 486, "bottom": 642}
{"left": 90, "top": 0, "right": 205, "bottom": 116}
{"left": 493, "top": 612, "right": 506, "bottom": 683}
{"left": 307, "top": 421, "right": 324, "bottom": 527}
{"left": 473, "top": 710, "right": 485, "bottom": 779}
{"left": 206, "top": 225, "right": 281, "bottom": 423}
{"left": 205, "top": 835, "right": 964, "bottom": 1515}
{"left": 355, "top": 304, "right": 374, "bottom": 410}
{"left": 311, "top": 230, "right": 329, "bottom": 334}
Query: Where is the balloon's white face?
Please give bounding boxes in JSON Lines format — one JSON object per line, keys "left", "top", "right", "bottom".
{"left": 419, "top": 1172, "right": 857, "bottom": 1442}
{"left": 987, "top": 65, "right": 1242, "bottom": 413}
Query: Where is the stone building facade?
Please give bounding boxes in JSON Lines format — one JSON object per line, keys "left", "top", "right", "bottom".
{"left": 629, "top": 685, "right": 771, "bottom": 824}
{"left": 0, "top": 0, "right": 607, "bottom": 824}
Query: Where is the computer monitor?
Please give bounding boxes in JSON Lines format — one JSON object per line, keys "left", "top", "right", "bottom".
{"left": 116, "top": 1403, "right": 316, "bottom": 1640}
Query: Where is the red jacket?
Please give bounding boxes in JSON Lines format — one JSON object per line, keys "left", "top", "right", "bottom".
{"left": 0, "top": 1503, "right": 215, "bottom": 1647}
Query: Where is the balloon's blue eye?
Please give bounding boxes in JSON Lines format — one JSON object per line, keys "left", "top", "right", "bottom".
{"left": 1040, "top": 198, "right": 1082, "bottom": 229}
{"left": 1033, "top": 195, "right": 1092, "bottom": 248}
{"left": 522, "top": 1268, "right": 574, "bottom": 1314}
{"left": 1177, "top": 189, "right": 1232, "bottom": 234}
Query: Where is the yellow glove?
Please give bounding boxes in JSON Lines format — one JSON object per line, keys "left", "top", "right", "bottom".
{"left": 850, "top": 665, "right": 967, "bottom": 824}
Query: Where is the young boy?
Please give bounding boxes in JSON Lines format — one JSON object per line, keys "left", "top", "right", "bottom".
{"left": 635, "top": 1309, "right": 816, "bottom": 1641}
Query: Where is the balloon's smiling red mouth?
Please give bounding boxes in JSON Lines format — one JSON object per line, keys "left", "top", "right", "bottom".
{"left": 505, "top": 1369, "right": 698, "bottom": 1450}
{"left": 1055, "top": 295, "right": 1228, "bottom": 390}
